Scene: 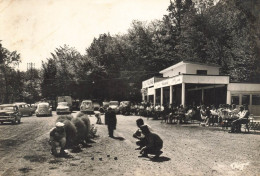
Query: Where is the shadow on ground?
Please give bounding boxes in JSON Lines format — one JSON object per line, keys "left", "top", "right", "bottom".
{"left": 150, "top": 156, "right": 171, "bottom": 162}
{"left": 112, "top": 136, "right": 125, "bottom": 141}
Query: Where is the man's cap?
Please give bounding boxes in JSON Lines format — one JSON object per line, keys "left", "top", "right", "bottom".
{"left": 56, "top": 122, "right": 65, "bottom": 127}
{"left": 108, "top": 107, "right": 112, "bottom": 110}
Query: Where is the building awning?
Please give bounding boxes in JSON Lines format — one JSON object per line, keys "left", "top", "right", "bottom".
{"left": 154, "top": 74, "right": 229, "bottom": 89}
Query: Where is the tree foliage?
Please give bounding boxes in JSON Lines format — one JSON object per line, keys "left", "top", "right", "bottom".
{"left": 1, "top": 0, "right": 257, "bottom": 103}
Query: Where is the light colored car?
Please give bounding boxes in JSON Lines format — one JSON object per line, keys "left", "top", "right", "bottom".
{"left": 35, "top": 102, "right": 52, "bottom": 117}
{"left": 0, "top": 104, "right": 21, "bottom": 124}
{"left": 80, "top": 100, "right": 94, "bottom": 114}
{"left": 109, "top": 101, "right": 119, "bottom": 113}
{"left": 14, "top": 102, "right": 34, "bottom": 116}
{"left": 56, "top": 102, "right": 71, "bottom": 115}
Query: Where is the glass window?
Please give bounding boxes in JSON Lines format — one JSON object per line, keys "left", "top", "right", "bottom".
{"left": 231, "top": 95, "right": 239, "bottom": 105}
{"left": 252, "top": 95, "right": 260, "bottom": 105}
{"left": 196, "top": 70, "right": 207, "bottom": 75}
{"left": 242, "top": 95, "right": 250, "bottom": 105}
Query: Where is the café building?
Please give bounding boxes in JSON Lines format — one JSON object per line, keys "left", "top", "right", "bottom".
{"left": 141, "top": 61, "right": 260, "bottom": 116}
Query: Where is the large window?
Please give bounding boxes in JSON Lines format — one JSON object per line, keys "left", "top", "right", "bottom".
{"left": 252, "top": 95, "right": 260, "bottom": 105}
{"left": 242, "top": 95, "right": 250, "bottom": 105}
{"left": 231, "top": 95, "right": 239, "bottom": 105}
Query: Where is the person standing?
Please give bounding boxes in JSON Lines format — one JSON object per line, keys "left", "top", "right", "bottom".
{"left": 95, "top": 111, "right": 102, "bottom": 124}
{"left": 105, "top": 107, "right": 117, "bottom": 138}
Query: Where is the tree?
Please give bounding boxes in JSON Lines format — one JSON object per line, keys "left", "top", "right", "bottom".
{"left": 0, "top": 42, "right": 21, "bottom": 103}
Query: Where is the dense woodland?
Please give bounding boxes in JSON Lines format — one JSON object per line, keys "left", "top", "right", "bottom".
{"left": 0, "top": 0, "right": 259, "bottom": 103}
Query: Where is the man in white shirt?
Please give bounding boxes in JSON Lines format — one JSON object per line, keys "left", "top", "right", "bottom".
{"left": 230, "top": 105, "right": 250, "bottom": 133}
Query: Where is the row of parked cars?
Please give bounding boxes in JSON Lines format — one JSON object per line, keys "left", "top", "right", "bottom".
{"left": 0, "top": 102, "right": 53, "bottom": 125}
{"left": 79, "top": 100, "right": 131, "bottom": 115}
{"left": 0, "top": 100, "right": 132, "bottom": 125}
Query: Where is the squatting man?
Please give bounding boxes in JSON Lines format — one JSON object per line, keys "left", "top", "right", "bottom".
{"left": 49, "top": 122, "right": 66, "bottom": 156}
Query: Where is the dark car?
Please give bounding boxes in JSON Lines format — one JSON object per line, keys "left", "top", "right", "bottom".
{"left": 14, "top": 102, "right": 34, "bottom": 116}
{"left": 0, "top": 104, "right": 21, "bottom": 124}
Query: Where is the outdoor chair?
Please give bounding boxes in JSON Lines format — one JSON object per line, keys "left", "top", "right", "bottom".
{"left": 241, "top": 114, "right": 254, "bottom": 133}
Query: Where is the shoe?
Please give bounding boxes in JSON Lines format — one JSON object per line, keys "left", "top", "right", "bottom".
{"left": 154, "top": 151, "right": 163, "bottom": 158}
{"left": 138, "top": 154, "right": 148, "bottom": 158}
{"left": 60, "top": 150, "right": 67, "bottom": 156}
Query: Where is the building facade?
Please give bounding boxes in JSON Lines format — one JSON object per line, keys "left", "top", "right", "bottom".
{"left": 141, "top": 61, "right": 260, "bottom": 116}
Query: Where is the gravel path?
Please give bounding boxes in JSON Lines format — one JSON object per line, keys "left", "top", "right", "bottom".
{"left": 0, "top": 113, "right": 259, "bottom": 176}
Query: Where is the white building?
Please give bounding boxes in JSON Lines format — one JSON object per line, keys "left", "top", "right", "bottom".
{"left": 141, "top": 61, "right": 260, "bottom": 116}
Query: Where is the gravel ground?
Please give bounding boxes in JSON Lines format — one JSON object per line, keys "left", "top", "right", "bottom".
{"left": 0, "top": 112, "right": 259, "bottom": 176}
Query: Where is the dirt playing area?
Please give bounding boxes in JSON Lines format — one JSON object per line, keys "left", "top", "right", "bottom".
{"left": 0, "top": 112, "right": 259, "bottom": 176}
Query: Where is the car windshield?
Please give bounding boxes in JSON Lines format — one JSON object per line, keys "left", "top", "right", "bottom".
{"left": 122, "top": 101, "right": 130, "bottom": 105}
{"left": 58, "top": 102, "right": 68, "bottom": 106}
{"left": 83, "top": 102, "right": 91, "bottom": 105}
{"left": 110, "top": 101, "right": 118, "bottom": 105}
{"left": 2, "top": 107, "right": 15, "bottom": 111}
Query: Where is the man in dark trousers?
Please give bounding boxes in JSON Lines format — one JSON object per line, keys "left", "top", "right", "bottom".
{"left": 139, "top": 125, "right": 163, "bottom": 158}
{"left": 105, "top": 107, "right": 117, "bottom": 138}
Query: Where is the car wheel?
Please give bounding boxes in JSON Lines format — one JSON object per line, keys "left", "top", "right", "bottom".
{"left": 0, "top": 122, "right": 3, "bottom": 125}
{"left": 36, "top": 114, "right": 39, "bottom": 117}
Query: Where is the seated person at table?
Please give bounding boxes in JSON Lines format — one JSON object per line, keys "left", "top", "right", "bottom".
{"left": 177, "top": 105, "right": 186, "bottom": 123}
{"left": 210, "top": 105, "right": 219, "bottom": 125}
{"left": 230, "top": 105, "right": 250, "bottom": 133}
{"left": 184, "top": 106, "right": 195, "bottom": 122}
{"left": 200, "top": 105, "right": 210, "bottom": 124}
{"left": 230, "top": 104, "right": 239, "bottom": 118}
{"left": 139, "top": 125, "right": 163, "bottom": 158}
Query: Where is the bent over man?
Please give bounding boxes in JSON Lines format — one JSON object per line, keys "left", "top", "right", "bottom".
{"left": 139, "top": 125, "right": 163, "bottom": 158}
{"left": 49, "top": 122, "right": 66, "bottom": 156}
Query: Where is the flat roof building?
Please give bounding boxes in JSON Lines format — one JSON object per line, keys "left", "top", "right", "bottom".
{"left": 141, "top": 61, "right": 260, "bottom": 116}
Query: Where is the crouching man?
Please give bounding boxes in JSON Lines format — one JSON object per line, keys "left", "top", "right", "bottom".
{"left": 133, "top": 118, "right": 148, "bottom": 150}
{"left": 49, "top": 122, "right": 66, "bottom": 156}
{"left": 139, "top": 125, "right": 163, "bottom": 158}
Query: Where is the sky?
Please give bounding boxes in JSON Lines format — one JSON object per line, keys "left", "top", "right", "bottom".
{"left": 0, "top": 0, "right": 170, "bottom": 71}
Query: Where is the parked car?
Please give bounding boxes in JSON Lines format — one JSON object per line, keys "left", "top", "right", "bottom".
{"left": 80, "top": 100, "right": 94, "bottom": 114}
{"left": 56, "top": 102, "right": 71, "bottom": 115}
{"left": 119, "top": 101, "right": 131, "bottom": 115}
{"left": 57, "top": 96, "right": 73, "bottom": 111}
{"left": 35, "top": 102, "right": 52, "bottom": 117}
{"left": 31, "top": 104, "right": 37, "bottom": 113}
{"left": 14, "top": 102, "right": 34, "bottom": 116}
{"left": 0, "top": 104, "right": 21, "bottom": 124}
{"left": 109, "top": 101, "right": 119, "bottom": 113}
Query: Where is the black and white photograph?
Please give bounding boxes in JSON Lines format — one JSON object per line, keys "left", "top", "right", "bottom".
{"left": 0, "top": 0, "right": 259, "bottom": 175}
